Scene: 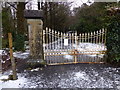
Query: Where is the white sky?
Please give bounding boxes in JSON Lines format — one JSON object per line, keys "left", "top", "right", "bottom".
{"left": 26, "top": 0, "right": 94, "bottom": 10}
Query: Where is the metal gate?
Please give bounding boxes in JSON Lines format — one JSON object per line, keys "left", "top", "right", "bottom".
{"left": 43, "top": 28, "right": 107, "bottom": 65}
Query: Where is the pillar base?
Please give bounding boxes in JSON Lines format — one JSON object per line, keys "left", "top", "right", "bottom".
{"left": 27, "top": 58, "right": 46, "bottom": 69}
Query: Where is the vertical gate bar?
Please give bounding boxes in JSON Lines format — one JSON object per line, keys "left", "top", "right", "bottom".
{"left": 53, "top": 30, "right": 57, "bottom": 61}
{"left": 58, "top": 31, "right": 60, "bottom": 50}
{"left": 54, "top": 29, "right": 56, "bottom": 51}
{"left": 49, "top": 52, "right": 51, "bottom": 64}
{"left": 83, "top": 33, "right": 84, "bottom": 43}
{"left": 52, "top": 29, "right": 54, "bottom": 50}
{"left": 43, "top": 30, "right": 46, "bottom": 61}
{"left": 84, "top": 33, "right": 85, "bottom": 43}
{"left": 81, "top": 33, "right": 83, "bottom": 43}
{"left": 98, "top": 30, "right": 100, "bottom": 44}
{"left": 96, "top": 31, "right": 98, "bottom": 44}
{"left": 104, "top": 28, "right": 107, "bottom": 50}
{"left": 87, "top": 32, "right": 90, "bottom": 62}
{"left": 90, "top": 32, "right": 92, "bottom": 62}
{"left": 67, "top": 32, "right": 69, "bottom": 50}
{"left": 55, "top": 30, "right": 57, "bottom": 50}
{"left": 99, "top": 29, "right": 101, "bottom": 44}
{"left": 84, "top": 33, "right": 85, "bottom": 42}
{"left": 85, "top": 33, "right": 86, "bottom": 42}
{"left": 56, "top": 30, "right": 58, "bottom": 49}
{"left": 94, "top": 31, "right": 96, "bottom": 62}
{"left": 91, "top": 32, "right": 93, "bottom": 43}
{"left": 75, "top": 31, "right": 78, "bottom": 63}
{"left": 75, "top": 31, "right": 77, "bottom": 49}
{"left": 80, "top": 33, "right": 82, "bottom": 43}
{"left": 49, "top": 28, "right": 51, "bottom": 50}
{"left": 64, "top": 33, "right": 65, "bottom": 50}
{"left": 102, "top": 28, "right": 105, "bottom": 44}
{"left": 61, "top": 32, "right": 63, "bottom": 50}
{"left": 46, "top": 27, "right": 48, "bottom": 50}
{"left": 94, "top": 31, "right": 96, "bottom": 44}
{"left": 58, "top": 31, "right": 60, "bottom": 54}
{"left": 74, "top": 50, "right": 77, "bottom": 63}
{"left": 72, "top": 32, "right": 74, "bottom": 49}
{"left": 70, "top": 32, "right": 71, "bottom": 49}
{"left": 88, "top": 32, "right": 89, "bottom": 43}
{"left": 81, "top": 32, "right": 83, "bottom": 63}
{"left": 56, "top": 30, "right": 58, "bottom": 51}
{"left": 83, "top": 33, "right": 85, "bottom": 43}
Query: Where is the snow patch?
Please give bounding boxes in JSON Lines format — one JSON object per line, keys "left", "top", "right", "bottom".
{"left": 64, "top": 55, "right": 73, "bottom": 60}
{"left": 62, "top": 52, "right": 73, "bottom": 60}
{"left": 0, "top": 74, "right": 27, "bottom": 89}
{"left": 48, "top": 42, "right": 107, "bottom": 60}
{"left": 0, "top": 50, "right": 4, "bottom": 55}
{"left": 0, "top": 75, "right": 9, "bottom": 80}
{"left": 31, "top": 68, "right": 40, "bottom": 72}
{"left": 74, "top": 71, "right": 89, "bottom": 80}
{"left": 13, "top": 51, "right": 29, "bottom": 59}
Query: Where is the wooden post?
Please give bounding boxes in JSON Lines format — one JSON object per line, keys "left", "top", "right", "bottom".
{"left": 8, "top": 33, "right": 17, "bottom": 80}
{"left": 0, "top": 3, "right": 2, "bottom": 73}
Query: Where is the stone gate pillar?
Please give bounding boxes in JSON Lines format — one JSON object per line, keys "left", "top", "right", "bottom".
{"left": 24, "top": 10, "right": 45, "bottom": 64}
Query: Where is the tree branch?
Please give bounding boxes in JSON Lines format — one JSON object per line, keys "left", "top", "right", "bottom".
{"left": 6, "top": 2, "right": 17, "bottom": 10}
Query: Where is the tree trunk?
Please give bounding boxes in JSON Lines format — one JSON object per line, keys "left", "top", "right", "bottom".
{"left": 15, "top": 2, "right": 26, "bottom": 51}
{"left": 17, "top": 2, "right": 25, "bottom": 34}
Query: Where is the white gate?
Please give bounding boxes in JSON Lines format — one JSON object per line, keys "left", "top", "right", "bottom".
{"left": 43, "top": 28, "right": 107, "bottom": 65}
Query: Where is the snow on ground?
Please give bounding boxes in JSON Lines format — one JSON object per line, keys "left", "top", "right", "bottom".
{"left": 31, "top": 68, "right": 40, "bottom": 72}
{"left": 1, "top": 42, "right": 106, "bottom": 61}
{"left": 62, "top": 52, "right": 74, "bottom": 60}
{"left": 0, "top": 50, "right": 4, "bottom": 55}
{"left": 60, "top": 43, "right": 106, "bottom": 59}
{"left": 73, "top": 43, "right": 106, "bottom": 57}
{"left": 73, "top": 43, "right": 106, "bottom": 51}
{"left": 0, "top": 64, "right": 120, "bottom": 88}
{"left": 13, "top": 50, "right": 30, "bottom": 59}
{"left": 0, "top": 75, "right": 9, "bottom": 80}
{"left": 0, "top": 72, "right": 27, "bottom": 89}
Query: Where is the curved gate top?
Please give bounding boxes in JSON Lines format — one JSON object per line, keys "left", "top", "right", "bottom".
{"left": 43, "top": 28, "right": 107, "bottom": 65}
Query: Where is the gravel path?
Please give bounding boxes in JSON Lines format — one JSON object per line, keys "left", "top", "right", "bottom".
{"left": 16, "top": 63, "right": 120, "bottom": 89}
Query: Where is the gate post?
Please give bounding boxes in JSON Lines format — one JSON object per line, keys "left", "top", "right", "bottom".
{"left": 24, "top": 10, "right": 45, "bottom": 65}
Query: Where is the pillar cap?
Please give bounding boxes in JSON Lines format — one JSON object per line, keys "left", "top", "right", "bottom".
{"left": 24, "top": 10, "right": 43, "bottom": 19}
